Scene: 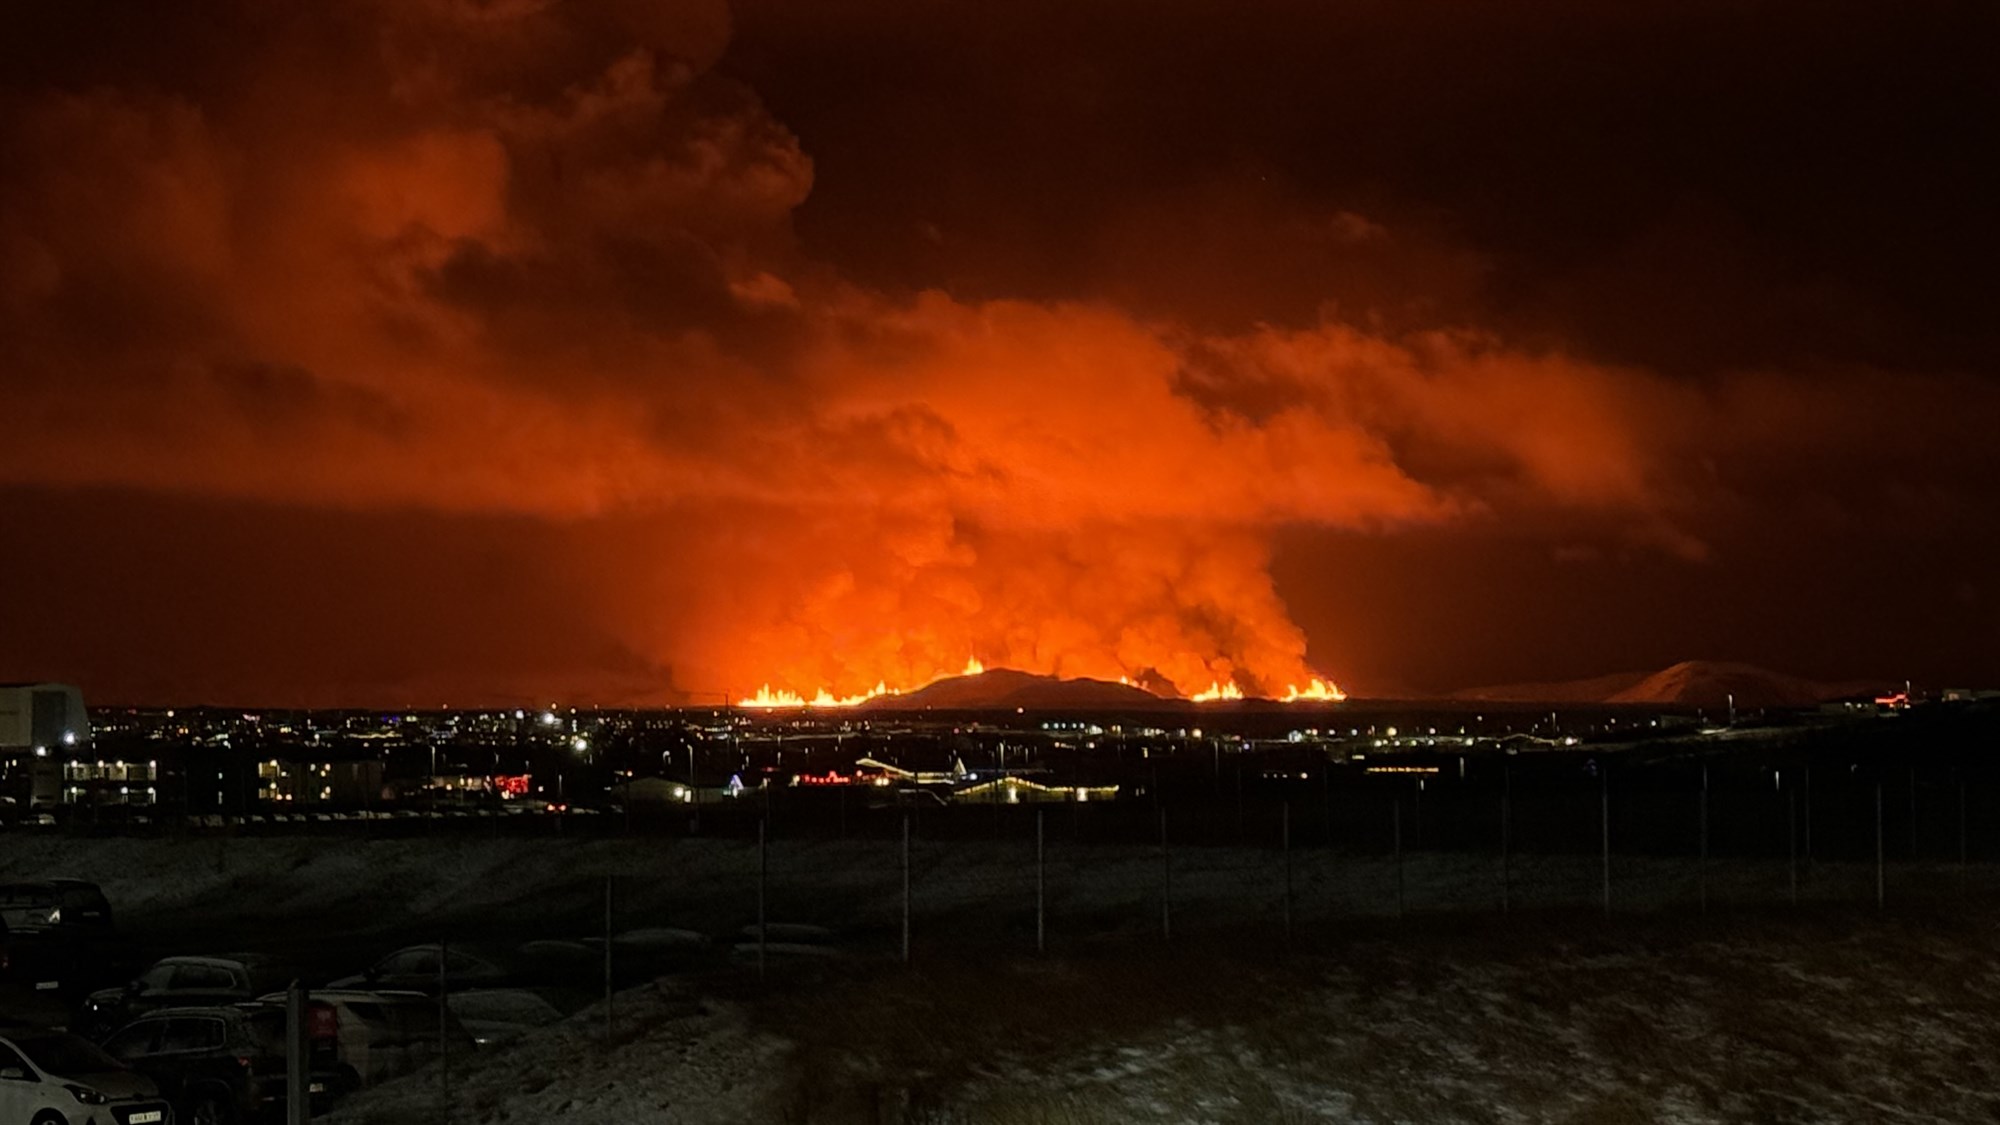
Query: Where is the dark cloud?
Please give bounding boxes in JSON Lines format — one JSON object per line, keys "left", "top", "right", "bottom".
{"left": 729, "top": 0, "right": 2000, "bottom": 373}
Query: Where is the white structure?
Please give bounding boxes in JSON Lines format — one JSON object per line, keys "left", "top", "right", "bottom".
{"left": 0, "top": 683, "right": 88, "bottom": 750}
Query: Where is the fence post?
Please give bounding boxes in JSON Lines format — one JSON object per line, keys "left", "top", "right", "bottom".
{"left": 1236, "top": 758, "right": 1246, "bottom": 841}
{"left": 604, "top": 874, "right": 615, "bottom": 1042}
{"left": 1959, "top": 776, "right": 1969, "bottom": 894}
{"left": 1787, "top": 789, "right": 1798, "bottom": 907}
{"left": 286, "top": 980, "right": 309, "bottom": 1125}
{"left": 1282, "top": 801, "right": 1294, "bottom": 947}
{"left": 1803, "top": 763, "right": 1813, "bottom": 863}
{"left": 1324, "top": 762, "right": 1334, "bottom": 848}
{"left": 1160, "top": 806, "right": 1173, "bottom": 941}
{"left": 438, "top": 939, "right": 450, "bottom": 1125}
{"left": 1036, "top": 807, "right": 1046, "bottom": 955}
{"left": 1600, "top": 766, "right": 1611, "bottom": 919}
{"left": 1876, "top": 781, "right": 1886, "bottom": 910}
{"left": 1699, "top": 764, "right": 1709, "bottom": 915}
{"left": 1501, "top": 761, "right": 1512, "bottom": 913}
{"left": 688, "top": 743, "right": 699, "bottom": 835}
{"left": 1393, "top": 798, "right": 1405, "bottom": 921}
{"left": 1909, "top": 767, "right": 1919, "bottom": 859}
{"left": 757, "top": 819, "right": 768, "bottom": 982}
{"left": 900, "top": 812, "right": 911, "bottom": 962}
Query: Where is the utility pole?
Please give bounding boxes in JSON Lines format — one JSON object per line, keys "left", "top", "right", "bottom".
{"left": 1600, "top": 765, "right": 1611, "bottom": 918}
{"left": 757, "top": 820, "right": 767, "bottom": 982}
{"left": 1393, "top": 798, "right": 1405, "bottom": 921}
{"left": 286, "top": 981, "right": 310, "bottom": 1125}
{"left": 1036, "top": 808, "right": 1046, "bottom": 955}
{"left": 1282, "top": 802, "right": 1294, "bottom": 947}
{"left": 604, "top": 876, "right": 615, "bottom": 1041}
{"left": 900, "top": 813, "right": 911, "bottom": 962}
{"left": 1699, "top": 763, "right": 1709, "bottom": 915}
{"left": 1501, "top": 760, "right": 1512, "bottom": 913}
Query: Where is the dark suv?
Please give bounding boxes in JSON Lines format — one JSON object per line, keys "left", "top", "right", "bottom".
{"left": 81, "top": 958, "right": 293, "bottom": 1042}
{"left": 99, "top": 1005, "right": 345, "bottom": 1124}
{"left": 1, "top": 916, "right": 99, "bottom": 1025}
{"left": 0, "top": 881, "right": 115, "bottom": 936}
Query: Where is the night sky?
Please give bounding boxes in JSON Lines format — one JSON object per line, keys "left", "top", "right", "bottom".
{"left": 3, "top": 0, "right": 1996, "bottom": 705}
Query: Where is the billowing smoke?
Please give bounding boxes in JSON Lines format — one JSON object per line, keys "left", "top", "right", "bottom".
{"left": 3, "top": 1, "right": 1991, "bottom": 702}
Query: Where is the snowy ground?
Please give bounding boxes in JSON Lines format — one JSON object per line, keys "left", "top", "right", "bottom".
{"left": 316, "top": 911, "right": 2000, "bottom": 1124}
{"left": 6, "top": 834, "right": 1999, "bottom": 1122}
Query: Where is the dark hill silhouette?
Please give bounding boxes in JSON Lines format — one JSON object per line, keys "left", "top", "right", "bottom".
{"left": 1455, "top": 660, "right": 1879, "bottom": 709}
{"left": 857, "top": 668, "right": 1173, "bottom": 711}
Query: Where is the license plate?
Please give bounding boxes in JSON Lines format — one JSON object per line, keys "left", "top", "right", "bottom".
{"left": 33, "top": 980, "right": 59, "bottom": 991}
{"left": 131, "top": 1113, "right": 163, "bottom": 1124}
{"left": 309, "top": 1082, "right": 326, "bottom": 1093}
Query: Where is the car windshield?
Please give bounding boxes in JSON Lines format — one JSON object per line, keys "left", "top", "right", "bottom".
{"left": 14, "top": 1032, "right": 127, "bottom": 1076}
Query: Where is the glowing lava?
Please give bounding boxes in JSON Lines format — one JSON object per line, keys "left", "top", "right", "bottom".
{"left": 1195, "top": 678, "right": 1346, "bottom": 702}
{"left": 737, "top": 658, "right": 1342, "bottom": 708}
{"left": 737, "top": 682, "right": 895, "bottom": 708}
{"left": 738, "top": 657, "right": 985, "bottom": 709}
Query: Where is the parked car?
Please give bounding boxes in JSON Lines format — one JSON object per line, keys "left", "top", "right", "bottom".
{"left": 1, "top": 918, "right": 67, "bottom": 1015}
{"left": 0, "top": 1025, "right": 174, "bottom": 1125}
{"left": 99, "top": 1004, "right": 345, "bottom": 1124}
{"left": 256, "top": 989, "right": 476, "bottom": 1089}
{"left": 444, "top": 989, "right": 567, "bottom": 1049}
{"left": 328, "top": 944, "right": 543, "bottom": 994}
{"left": 1, "top": 917, "right": 107, "bottom": 1025}
{"left": 80, "top": 957, "right": 294, "bottom": 1042}
{"left": 0, "top": 880, "right": 115, "bottom": 937}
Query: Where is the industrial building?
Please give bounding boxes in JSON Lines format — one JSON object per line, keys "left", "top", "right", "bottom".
{"left": 0, "top": 682, "right": 88, "bottom": 809}
{"left": 0, "top": 682, "right": 88, "bottom": 749}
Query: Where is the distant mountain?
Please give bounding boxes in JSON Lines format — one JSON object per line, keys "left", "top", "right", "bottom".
{"left": 1452, "top": 669, "right": 1654, "bottom": 705}
{"left": 857, "top": 668, "right": 1174, "bottom": 711}
{"left": 1455, "top": 660, "right": 1877, "bottom": 710}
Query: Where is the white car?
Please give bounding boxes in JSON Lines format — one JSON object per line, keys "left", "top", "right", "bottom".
{"left": 0, "top": 1027, "right": 174, "bottom": 1125}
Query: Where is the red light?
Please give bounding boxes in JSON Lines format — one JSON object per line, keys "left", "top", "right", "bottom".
{"left": 308, "top": 1003, "right": 340, "bottom": 1039}
{"left": 494, "top": 774, "right": 531, "bottom": 796}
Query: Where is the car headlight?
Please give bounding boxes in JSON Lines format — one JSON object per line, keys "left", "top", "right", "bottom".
{"left": 67, "top": 1084, "right": 110, "bottom": 1105}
